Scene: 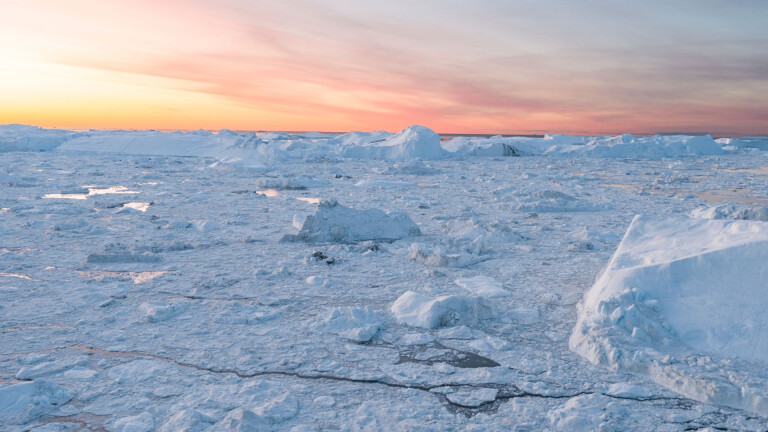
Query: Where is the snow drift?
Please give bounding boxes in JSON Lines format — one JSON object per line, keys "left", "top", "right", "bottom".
{"left": 570, "top": 215, "right": 768, "bottom": 415}
{"left": 283, "top": 199, "right": 421, "bottom": 243}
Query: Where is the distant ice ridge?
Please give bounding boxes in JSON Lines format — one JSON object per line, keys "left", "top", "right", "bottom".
{"left": 0, "top": 124, "right": 80, "bottom": 152}
{"left": 341, "top": 125, "right": 447, "bottom": 160}
{"left": 546, "top": 134, "right": 723, "bottom": 158}
{"left": 283, "top": 199, "right": 421, "bottom": 243}
{"left": 570, "top": 215, "right": 768, "bottom": 415}
{"left": 717, "top": 136, "right": 768, "bottom": 150}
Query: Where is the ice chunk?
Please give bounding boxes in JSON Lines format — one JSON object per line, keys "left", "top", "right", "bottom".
{"left": 140, "top": 300, "right": 189, "bottom": 322}
{"left": 283, "top": 199, "right": 420, "bottom": 244}
{"left": 570, "top": 215, "right": 768, "bottom": 415}
{"left": 0, "top": 380, "right": 74, "bottom": 424}
{"left": 547, "top": 394, "right": 612, "bottom": 430}
{"left": 455, "top": 276, "right": 509, "bottom": 298}
{"left": 312, "top": 306, "right": 383, "bottom": 342}
{"left": 112, "top": 412, "right": 155, "bottom": 432}
{"left": 391, "top": 291, "right": 496, "bottom": 329}
{"left": 215, "top": 408, "right": 270, "bottom": 431}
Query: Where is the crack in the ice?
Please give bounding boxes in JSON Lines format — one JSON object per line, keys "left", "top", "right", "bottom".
{"left": 10, "top": 345, "right": 697, "bottom": 418}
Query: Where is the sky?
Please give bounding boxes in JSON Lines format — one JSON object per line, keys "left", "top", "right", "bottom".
{"left": 1, "top": 0, "right": 767, "bottom": 135}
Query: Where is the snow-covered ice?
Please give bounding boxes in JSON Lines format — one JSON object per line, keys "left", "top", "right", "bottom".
{"left": 2, "top": 124, "right": 768, "bottom": 430}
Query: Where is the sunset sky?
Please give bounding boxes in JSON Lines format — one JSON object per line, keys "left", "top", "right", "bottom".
{"left": 1, "top": 0, "right": 766, "bottom": 135}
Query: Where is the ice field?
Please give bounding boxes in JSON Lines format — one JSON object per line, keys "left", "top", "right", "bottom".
{"left": 2, "top": 124, "right": 768, "bottom": 430}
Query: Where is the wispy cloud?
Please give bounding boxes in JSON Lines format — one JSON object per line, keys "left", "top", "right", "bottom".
{"left": 1, "top": 0, "right": 766, "bottom": 133}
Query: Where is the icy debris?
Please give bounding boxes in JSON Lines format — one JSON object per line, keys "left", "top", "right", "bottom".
{"left": 216, "top": 408, "right": 270, "bottom": 431}
{"left": 455, "top": 276, "right": 509, "bottom": 298}
{"left": 16, "top": 358, "right": 85, "bottom": 380}
{"left": 52, "top": 218, "right": 89, "bottom": 231}
{"left": 161, "top": 382, "right": 298, "bottom": 430}
{"left": 512, "top": 189, "right": 608, "bottom": 212}
{"left": 546, "top": 134, "right": 723, "bottom": 158}
{"left": 397, "top": 332, "right": 436, "bottom": 345}
{"left": 342, "top": 125, "right": 448, "bottom": 160}
{"left": 256, "top": 175, "right": 324, "bottom": 190}
{"left": 0, "top": 172, "right": 32, "bottom": 185}
{"left": 547, "top": 394, "right": 612, "bottom": 430}
{"left": 508, "top": 307, "right": 540, "bottom": 324}
{"left": 191, "top": 220, "right": 217, "bottom": 233}
{"left": 312, "top": 306, "right": 384, "bottom": 342}
{"left": 212, "top": 301, "right": 280, "bottom": 325}
{"left": 283, "top": 199, "right": 420, "bottom": 244}
{"left": 107, "top": 360, "right": 169, "bottom": 383}
{"left": 408, "top": 242, "right": 483, "bottom": 268}
{"left": 378, "top": 160, "right": 439, "bottom": 175}
{"left": 570, "top": 215, "right": 768, "bottom": 415}
{"left": 690, "top": 204, "right": 768, "bottom": 221}
{"left": 140, "top": 300, "right": 189, "bottom": 322}
{"left": 112, "top": 412, "right": 155, "bottom": 432}
{"left": 391, "top": 291, "right": 496, "bottom": 329}
{"left": 159, "top": 408, "right": 215, "bottom": 432}
{"left": 0, "top": 380, "right": 74, "bottom": 424}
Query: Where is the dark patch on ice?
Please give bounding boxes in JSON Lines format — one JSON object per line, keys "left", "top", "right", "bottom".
{"left": 396, "top": 343, "right": 500, "bottom": 369}
{"left": 311, "top": 250, "right": 335, "bottom": 265}
{"left": 86, "top": 254, "right": 163, "bottom": 264}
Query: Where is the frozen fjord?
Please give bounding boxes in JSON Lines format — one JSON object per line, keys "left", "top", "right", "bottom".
{"left": 2, "top": 125, "right": 768, "bottom": 430}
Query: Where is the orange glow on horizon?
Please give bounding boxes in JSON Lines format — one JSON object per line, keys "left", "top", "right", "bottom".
{"left": 1, "top": 1, "right": 766, "bottom": 136}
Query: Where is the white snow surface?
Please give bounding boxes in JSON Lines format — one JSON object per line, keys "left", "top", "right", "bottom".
{"left": 571, "top": 215, "right": 768, "bottom": 415}
{"left": 3, "top": 124, "right": 768, "bottom": 430}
